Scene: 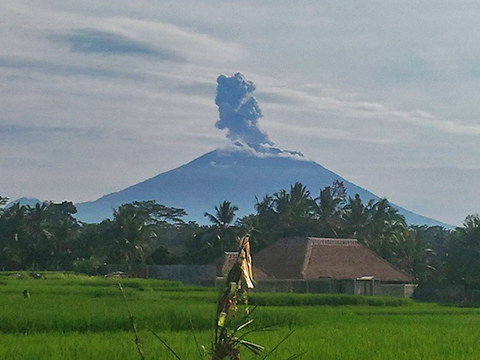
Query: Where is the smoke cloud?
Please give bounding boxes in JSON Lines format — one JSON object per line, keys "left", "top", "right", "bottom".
{"left": 215, "top": 72, "right": 273, "bottom": 146}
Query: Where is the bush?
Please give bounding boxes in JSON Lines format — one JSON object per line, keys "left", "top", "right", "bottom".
{"left": 72, "top": 257, "right": 103, "bottom": 275}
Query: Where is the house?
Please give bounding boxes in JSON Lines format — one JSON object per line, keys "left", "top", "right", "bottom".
{"left": 250, "top": 237, "right": 416, "bottom": 297}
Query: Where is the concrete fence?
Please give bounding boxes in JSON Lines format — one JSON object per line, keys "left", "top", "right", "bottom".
{"left": 252, "top": 279, "right": 415, "bottom": 298}
{"left": 103, "top": 264, "right": 216, "bottom": 286}
{"left": 147, "top": 265, "right": 216, "bottom": 286}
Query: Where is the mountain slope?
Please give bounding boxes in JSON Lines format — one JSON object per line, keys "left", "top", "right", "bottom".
{"left": 7, "top": 197, "right": 42, "bottom": 208}
{"left": 75, "top": 147, "right": 448, "bottom": 227}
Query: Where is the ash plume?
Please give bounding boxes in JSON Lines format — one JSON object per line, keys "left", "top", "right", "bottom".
{"left": 215, "top": 73, "right": 273, "bottom": 146}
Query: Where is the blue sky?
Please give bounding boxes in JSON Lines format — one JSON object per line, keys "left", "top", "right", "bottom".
{"left": 2, "top": 1, "right": 480, "bottom": 226}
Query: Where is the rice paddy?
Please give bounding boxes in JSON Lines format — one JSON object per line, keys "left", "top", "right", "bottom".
{"left": 1, "top": 272, "right": 480, "bottom": 359}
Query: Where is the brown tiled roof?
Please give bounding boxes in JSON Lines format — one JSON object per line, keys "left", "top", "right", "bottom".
{"left": 252, "top": 265, "right": 274, "bottom": 280}
{"left": 253, "top": 237, "right": 310, "bottom": 280}
{"left": 253, "top": 237, "right": 415, "bottom": 282}
{"left": 214, "top": 252, "right": 239, "bottom": 277}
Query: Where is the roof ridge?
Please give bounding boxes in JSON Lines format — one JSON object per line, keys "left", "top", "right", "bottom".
{"left": 301, "top": 237, "right": 314, "bottom": 279}
{"left": 307, "top": 237, "right": 359, "bottom": 246}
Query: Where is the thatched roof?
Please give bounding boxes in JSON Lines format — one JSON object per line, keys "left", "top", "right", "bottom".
{"left": 214, "top": 251, "right": 274, "bottom": 280}
{"left": 253, "top": 237, "right": 415, "bottom": 282}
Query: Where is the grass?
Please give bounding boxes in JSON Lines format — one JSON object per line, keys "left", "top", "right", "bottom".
{"left": 249, "top": 292, "right": 413, "bottom": 307}
{"left": 2, "top": 273, "right": 480, "bottom": 359}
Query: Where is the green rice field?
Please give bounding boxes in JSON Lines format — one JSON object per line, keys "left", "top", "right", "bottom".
{"left": 1, "top": 272, "right": 480, "bottom": 359}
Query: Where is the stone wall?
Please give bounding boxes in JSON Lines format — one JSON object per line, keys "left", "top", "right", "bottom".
{"left": 147, "top": 265, "right": 216, "bottom": 286}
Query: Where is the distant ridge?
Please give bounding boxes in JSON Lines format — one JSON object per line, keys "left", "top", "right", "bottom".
{"left": 7, "top": 197, "right": 42, "bottom": 208}
{"left": 75, "top": 146, "right": 450, "bottom": 228}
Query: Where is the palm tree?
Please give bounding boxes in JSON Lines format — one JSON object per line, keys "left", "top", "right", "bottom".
{"left": 342, "top": 194, "right": 368, "bottom": 237}
{"left": 358, "top": 198, "right": 409, "bottom": 265}
{"left": 43, "top": 201, "right": 80, "bottom": 271}
{"left": 204, "top": 201, "right": 239, "bottom": 228}
{"left": 111, "top": 203, "right": 159, "bottom": 275}
{"left": 252, "top": 183, "right": 316, "bottom": 241}
{"left": 0, "top": 202, "right": 25, "bottom": 270}
{"left": 204, "top": 201, "right": 239, "bottom": 252}
{"left": 25, "top": 202, "right": 53, "bottom": 269}
{"left": 446, "top": 214, "right": 480, "bottom": 287}
{"left": 312, "top": 181, "right": 347, "bottom": 237}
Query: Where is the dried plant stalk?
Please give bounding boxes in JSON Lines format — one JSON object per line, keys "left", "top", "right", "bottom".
{"left": 212, "top": 235, "right": 264, "bottom": 360}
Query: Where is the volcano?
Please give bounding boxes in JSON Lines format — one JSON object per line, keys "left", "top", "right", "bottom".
{"left": 75, "top": 145, "right": 446, "bottom": 226}
{"left": 75, "top": 73, "right": 448, "bottom": 227}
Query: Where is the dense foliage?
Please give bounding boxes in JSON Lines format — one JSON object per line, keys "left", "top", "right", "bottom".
{"left": 1, "top": 182, "right": 480, "bottom": 288}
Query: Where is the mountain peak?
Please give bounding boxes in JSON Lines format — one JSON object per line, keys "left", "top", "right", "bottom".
{"left": 215, "top": 141, "right": 306, "bottom": 160}
{"left": 7, "top": 197, "right": 42, "bottom": 208}
{"left": 74, "top": 73, "right": 450, "bottom": 228}
{"left": 75, "top": 148, "right": 449, "bottom": 228}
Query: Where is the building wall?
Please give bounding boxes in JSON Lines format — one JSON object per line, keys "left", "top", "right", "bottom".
{"left": 102, "top": 264, "right": 216, "bottom": 286}
{"left": 148, "top": 265, "right": 216, "bottom": 286}
{"left": 253, "top": 279, "right": 415, "bottom": 297}
{"left": 254, "top": 279, "right": 334, "bottom": 293}
{"left": 381, "top": 283, "right": 417, "bottom": 298}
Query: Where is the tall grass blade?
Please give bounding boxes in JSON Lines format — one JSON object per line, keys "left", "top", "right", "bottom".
{"left": 284, "top": 351, "right": 307, "bottom": 360}
{"left": 150, "top": 330, "right": 183, "bottom": 360}
{"left": 236, "top": 338, "right": 265, "bottom": 355}
{"left": 261, "top": 331, "right": 295, "bottom": 360}
{"left": 187, "top": 309, "right": 205, "bottom": 359}
{"left": 233, "top": 319, "right": 254, "bottom": 334}
{"left": 118, "top": 283, "right": 146, "bottom": 360}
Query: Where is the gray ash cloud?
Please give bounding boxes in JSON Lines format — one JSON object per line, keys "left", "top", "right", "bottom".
{"left": 215, "top": 73, "right": 273, "bottom": 146}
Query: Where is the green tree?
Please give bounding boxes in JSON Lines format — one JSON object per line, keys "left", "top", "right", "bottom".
{"left": 342, "top": 193, "right": 368, "bottom": 237}
{"left": 251, "top": 183, "right": 313, "bottom": 248}
{"left": 42, "top": 201, "right": 80, "bottom": 270}
{"left": 251, "top": 181, "right": 345, "bottom": 249}
{"left": 0, "top": 196, "right": 8, "bottom": 211}
{"left": 105, "top": 201, "right": 187, "bottom": 275}
{"left": 0, "top": 201, "right": 79, "bottom": 270}
{"left": 410, "top": 225, "right": 451, "bottom": 284}
{"left": 277, "top": 183, "right": 315, "bottom": 235}
{"left": 446, "top": 214, "right": 480, "bottom": 287}
{"left": 354, "top": 198, "right": 412, "bottom": 272}
{"left": 0, "top": 202, "right": 27, "bottom": 270}
{"left": 312, "top": 180, "right": 347, "bottom": 237}
{"left": 204, "top": 200, "right": 239, "bottom": 228}
{"left": 204, "top": 200, "right": 240, "bottom": 253}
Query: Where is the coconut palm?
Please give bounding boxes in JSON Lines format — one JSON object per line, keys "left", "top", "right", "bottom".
{"left": 204, "top": 201, "right": 240, "bottom": 253}
{"left": 342, "top": 193, "right": 368, "bottom": 236}
{"left": 204, "top": 200, "right": 239, "bottom": 228}
{"left": 357, "top": 198, "right": 409, "bottom": 265}
{"left": 110, "top": 203, "right": 160, "bottom": 275}
{"left": 0, "top": 202, "right": 26, "bottom": 270}
{"left": 446, "top": 214, "right": 480, "bottom": 287}
{"left": 312, "top": 181, "right": 347, "bottom": 237}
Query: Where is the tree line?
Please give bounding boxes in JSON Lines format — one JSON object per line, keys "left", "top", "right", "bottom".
{"left": 1, "top": 184, "right": 480, "bottom": 289}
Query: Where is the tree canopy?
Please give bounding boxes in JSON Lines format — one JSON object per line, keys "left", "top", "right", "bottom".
{"left": 1, "top": 187, "right": 478, "bottom": 290}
